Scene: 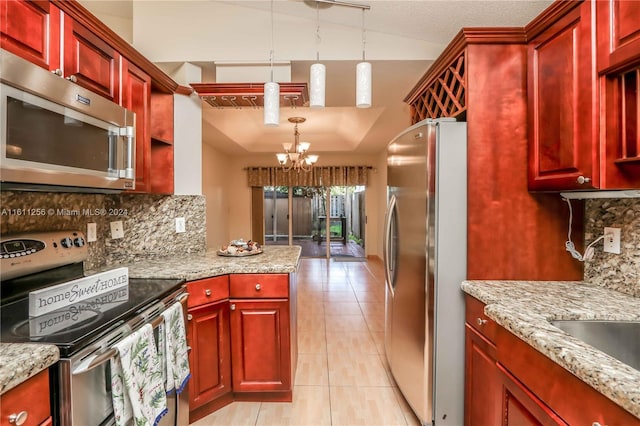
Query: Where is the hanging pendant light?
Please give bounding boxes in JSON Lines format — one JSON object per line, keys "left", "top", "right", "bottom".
{"left": 264, "top": 0, "right": 280, "bottom": 126}
{"left": 309, "top": 2, "right": 325, "bottom": 108}
{"left": 356, "top": 8, "right": 371, "bottom": 108}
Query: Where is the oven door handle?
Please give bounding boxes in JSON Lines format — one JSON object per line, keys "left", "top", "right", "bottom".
{"left": 72, "top": 291, "right": 189, "bottom": 375}
{"left": 72, "top": 348, "right": 119, "bottom": 375}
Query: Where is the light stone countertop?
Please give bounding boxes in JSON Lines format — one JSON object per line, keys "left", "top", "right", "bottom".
{"left": 0, "top": 343, "right": 59, "bottom": 394}
{"left": 461, "top": 280, "right": 640, "bottom": 419}
{"left": 113, "top": 245, "right": 302, "bottom": 280}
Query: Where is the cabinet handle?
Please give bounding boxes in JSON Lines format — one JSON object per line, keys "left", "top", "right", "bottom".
{"left": 230, "top": 303, "right": 236, "bottom": 311}
{"left": 187, "top": 314, "right": 192, "bottom": 321}
{"left": 51, "top": 68, "right": 63, "bottom": 76}
{"left": 255, "top": 284, "right": 261, "bottom": 291}
{"left": 476, "top": 318, "right": 487, "bottom": 326}
{"left": 205, "top": 289, "right": 212, "bottom": 297}
{"left": 577, "top": 176, "right": 591, "bottom": 184}
{"left": 8, "top": 411, "right": 28, "bottom": 425}
{"left": 66, "top": 75, "right": 78, "bottom": 83}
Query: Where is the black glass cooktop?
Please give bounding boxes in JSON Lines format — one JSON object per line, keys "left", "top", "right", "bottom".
{"left": 1, "top": 265, "right": 184, "bottom": 357}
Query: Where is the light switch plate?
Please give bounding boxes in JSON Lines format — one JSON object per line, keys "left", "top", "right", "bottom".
{"left": 110, "top": 221, "right": 124, "bottom": 239}
{"left": 87, "top": 223, "right": 97, "bottom": 242}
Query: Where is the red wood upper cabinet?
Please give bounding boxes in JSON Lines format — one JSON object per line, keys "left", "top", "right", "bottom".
{"left": 0, "top": 0, "right": 61, "bottom": 72}
{"left": 63, "top": 14, "right": 120, "bottom": 103}
{"left": 596, "top": 0, "right": 640, "bottom": 72}
{"left": 528, "top": 2, "right": 598, "bottom": 191}
{"left": 122, "top": 59, "right": 151, "bottom": 193}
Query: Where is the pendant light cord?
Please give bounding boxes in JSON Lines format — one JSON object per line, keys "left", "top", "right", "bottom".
{"left": 361, "top": 9, "right": 366, "bottom": 61}
{"left": 316, "top": 2, "right": 321, "bottom": 62}
{"left": 270, "top": 0, "right": 275, "bottom": 82}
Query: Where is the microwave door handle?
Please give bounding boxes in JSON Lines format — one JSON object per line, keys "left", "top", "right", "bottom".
{"left": 120, "top": 126, "right": 134, "bottom": 179}
{"left": 108, "top": 133, "right": 119, "bottom": 178}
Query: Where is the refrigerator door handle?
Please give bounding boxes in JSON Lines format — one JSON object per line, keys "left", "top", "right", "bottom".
{"left": 383, "top": 194, "right": 397, "bottom": 297}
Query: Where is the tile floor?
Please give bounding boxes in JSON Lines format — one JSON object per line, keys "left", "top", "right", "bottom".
{"left": 190, "top": 257, "right": 422, "bottom": 426}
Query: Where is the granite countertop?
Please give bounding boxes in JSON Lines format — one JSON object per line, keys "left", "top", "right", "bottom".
{"left": 462, "top": 280, "right": 640, "bottom": 419}
{"left": 0, "top": 343, "right": 59, "bottom": 394}
{"left": 114, "top": 245, "right": 302, "bottom": 281}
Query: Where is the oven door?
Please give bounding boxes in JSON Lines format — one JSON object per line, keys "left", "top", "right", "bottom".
{"left": 55, "top": 289, "right": 189, "bottom": 426}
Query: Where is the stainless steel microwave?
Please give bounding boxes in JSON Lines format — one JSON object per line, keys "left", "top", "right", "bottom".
{"left": 0, "top": 49, "right": 136, "bottom": 192}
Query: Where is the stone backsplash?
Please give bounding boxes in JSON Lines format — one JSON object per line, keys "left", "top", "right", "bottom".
{"left": 1, "top": 191, "right": 206, "bottom": 270}
{"left": 584, "top": 198, "right": 640, "bottom": 297}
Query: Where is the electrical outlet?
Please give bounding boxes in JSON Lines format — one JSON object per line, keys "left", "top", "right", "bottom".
{"left": 87, "top": 223, "right": 97, "bottom": 242}
{"left": 603, "top": 227, "right": 621, "bottom": 254}
{"left": 110, "top": 221, "right": 124, "bottom": 239}
{"left": 175, "top": 217, "right": 186, "bottom": 233}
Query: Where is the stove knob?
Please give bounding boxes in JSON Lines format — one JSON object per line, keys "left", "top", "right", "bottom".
{"left": 74, "top": 237, "right": 85, "bottom": 247}
{"left": 61, "top": 237, "right": 73, "bottom": 248}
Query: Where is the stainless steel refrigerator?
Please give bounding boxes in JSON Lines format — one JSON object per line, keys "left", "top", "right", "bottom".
{"left": 383, "top": 118, "right": 466, "bottom": 426}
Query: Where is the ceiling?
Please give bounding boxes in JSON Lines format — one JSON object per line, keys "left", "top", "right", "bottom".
{"left": 81, "top": 0, "right": 554, "bottom": 159}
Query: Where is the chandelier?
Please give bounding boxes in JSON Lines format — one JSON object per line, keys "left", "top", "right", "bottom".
{"left": 276, "top": 117, "right": 319, "bottom": 172}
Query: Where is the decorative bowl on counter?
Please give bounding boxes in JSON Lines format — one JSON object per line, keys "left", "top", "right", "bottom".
{"left": 217, "top": 239, "right": 263, "bottom": 256}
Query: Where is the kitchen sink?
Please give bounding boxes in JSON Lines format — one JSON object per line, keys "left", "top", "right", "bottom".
{"left": 549, "top": 320, "right": 640, "bottom": 371}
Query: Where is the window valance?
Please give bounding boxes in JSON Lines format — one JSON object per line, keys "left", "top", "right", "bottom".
{"left": 246, "top": 166, "right": 371, "bottom": 187}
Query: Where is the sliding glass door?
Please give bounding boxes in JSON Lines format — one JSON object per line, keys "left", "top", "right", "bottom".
{"left": 259, "top": 185, "right": 365, "bottom": 259}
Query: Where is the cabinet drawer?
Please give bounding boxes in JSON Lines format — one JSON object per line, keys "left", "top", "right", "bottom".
{"left": 187, "top": 276, "right": 229, "bottom": 308}
{"left": 0, "top": 369, "right": 50, "bottom": 426}
{"left": 230, "top": 274, "right": 289, "bottom": 298}
{"left": 465, "top": 295, "right": 497, "bottom": 343}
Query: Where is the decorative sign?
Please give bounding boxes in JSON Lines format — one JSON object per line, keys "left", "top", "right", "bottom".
{"left": 29, "top": 267, "right": 129, "bottom": 317}
{"left": 29, "top": 286, "right": 130, "bottom": 337}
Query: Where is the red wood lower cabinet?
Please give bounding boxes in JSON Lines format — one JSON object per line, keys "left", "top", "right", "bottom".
{"left": 187, "top": 300, "right": 231, "bottom": 413}
{"left": 498, "top": 364, "right": 567, "bottom": 426}
{"left": 464, "top": 323, "right": 501, "bottom": 426}
{"left": 229, "top": 299, "right": 292, "bottom": 396}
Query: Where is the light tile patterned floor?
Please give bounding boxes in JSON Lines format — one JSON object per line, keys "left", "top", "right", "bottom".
{"left": 190, "top": 258, "right": 422, "bottom": 426}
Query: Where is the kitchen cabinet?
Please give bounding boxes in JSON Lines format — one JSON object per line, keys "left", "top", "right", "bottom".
{"left": 186, "top": 276, "right": 232, "bottom": 423}
{"left": 464, "top": 296, "right": 500, "bottom": 426}
{"left": 0, "top": 0, "right": 60, "bottom": 72}
{"left": 229, "top": 274, "right": 296, "bottom": 398}
{"left": 0, "top": 369, "right": 51, "bottom": 426}
{"left": 186, "top": 273, "right": 297, "bottom": 421}
{"left": 497, "top": 364, "right": 567, "bottom": 426}
{"left": 527, "top": 1, "right": 597, "bottom": 191}
{"left": 596, "top": 0, "right": 640, "bottom": 72}
{"left": 63, "top": 14, "right": 120, "bottom": 103}
{"left": 464, "top": 296, "right": 637, "bottom": 425}
{"left": 149, "top": 93, "right": 175, "bottom": 194}
{"left": 122, "top": 59, "right": 152, "bottom": 193}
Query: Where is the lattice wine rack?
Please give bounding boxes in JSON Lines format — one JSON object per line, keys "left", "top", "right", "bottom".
{"left": 409, "top": 53, "right": 467, "bottom": 124}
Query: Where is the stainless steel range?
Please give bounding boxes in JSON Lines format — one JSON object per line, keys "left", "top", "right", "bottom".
{"left": 0, "top": 231, "right": 189, "bottom": 426}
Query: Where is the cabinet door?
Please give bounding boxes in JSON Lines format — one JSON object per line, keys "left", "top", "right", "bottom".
{"left": 498, "top": 364, "right": 567, "bottom": 426}
{"left": 597, "top": 0, "right": 640, "bottom": 71}
{"left": 187, "top": 301, "right": 232, "bottom": 411}
{"left": 0, "top": 0, "right": 60, "bottom": 71}
{"left": 0, "top": 369, "right": 51, "bottom": 426}
{"left": 464, "top": 324, "right": 501, "bottom": 426}
{"left": 230, "top": 299, "right": 291, "bottom": 392}
{"left": 528, "top": 3, "right": 597, "bottom": 191}
{"left": 63, "top": 15, "right": 120, "bottom": 103}
{"left": 122, "top": 59, "right": 151, "bottom": 193}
